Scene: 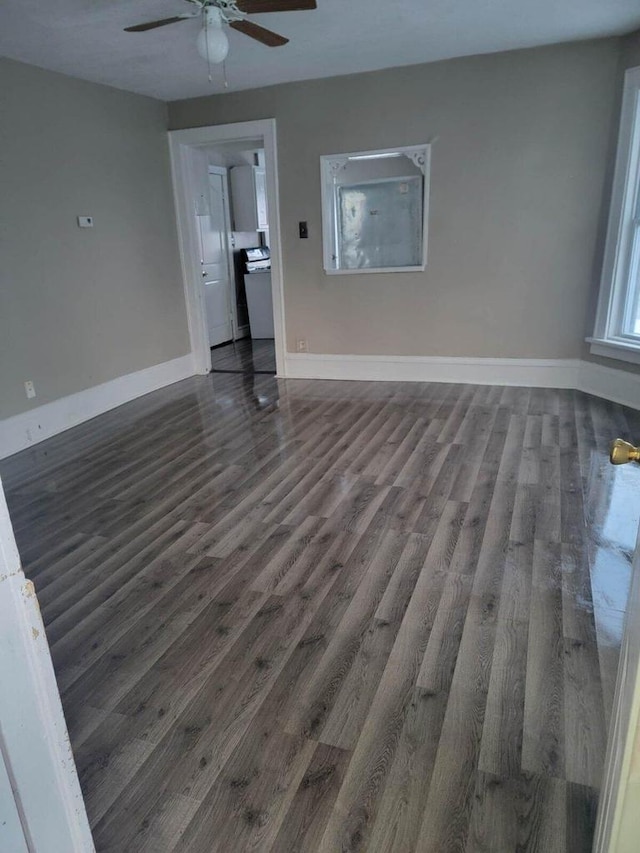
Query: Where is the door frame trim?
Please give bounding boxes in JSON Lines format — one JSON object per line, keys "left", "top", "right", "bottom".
{"left": 168, "top": 119, "right": 285, "bottom": 376}
{"left": 593, "top": 517, "right": 640, "bottom": 852}
{"left": 0, "top": 479, "right": 94, "bottom": 851}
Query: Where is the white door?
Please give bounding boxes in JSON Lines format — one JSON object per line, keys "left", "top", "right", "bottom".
{"left": 595, "top": 440, "right": 640, "bottom": 852}
{"left": 254, "top": 167, "right": 269, "bottom": 231}
{"left": 0, "top": 750, "right": 28, "bottom": 853}
{"left": 197, "top": 168, "right": 234, "bottom": 348}
{"left": 0, "top": 479, "right": 94, "bottom": 852}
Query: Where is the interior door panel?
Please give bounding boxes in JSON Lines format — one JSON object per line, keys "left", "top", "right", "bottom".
{"left": 197, "top": 171, "right": 233, "bottom": 348}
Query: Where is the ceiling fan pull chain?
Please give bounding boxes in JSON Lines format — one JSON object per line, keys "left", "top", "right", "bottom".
{"left": 204, "top": 12, "right": 212, "bottom": 81}
{"left": 223, "top": 60, "right": 229, "bottom": 89}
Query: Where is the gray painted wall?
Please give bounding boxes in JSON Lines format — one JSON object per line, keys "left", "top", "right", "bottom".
{"left": 169, "top": 39, "right": 620, "bottom": 360}
{"left": 620, "top": 27, "right": 640, "bottom": 74}
{"left": 0, "top": 58, "right": 189, "bottom": 420}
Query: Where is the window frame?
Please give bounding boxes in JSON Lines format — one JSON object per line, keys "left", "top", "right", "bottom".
{"left": 320, "top": 144, "right": 431, "bottom": 276}
{"left": 590, "top": 66, "right": 640, "bottom": 365}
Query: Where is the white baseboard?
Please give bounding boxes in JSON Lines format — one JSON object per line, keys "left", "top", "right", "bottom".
{"left": 0, "top": 353, "right": 195, "bottom": 459}
{"left": 579, "top": 360, "right": 640, "bottom": 410}
{"left": 283, "top": 352, "right": 583, "bottom": 389}
{"left": 283, "top": 352, "right": 640, "bottom": 411}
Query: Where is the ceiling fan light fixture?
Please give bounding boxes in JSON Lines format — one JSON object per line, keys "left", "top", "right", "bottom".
{"left": 196, "top": 7, "right": 230, "bottom": 64}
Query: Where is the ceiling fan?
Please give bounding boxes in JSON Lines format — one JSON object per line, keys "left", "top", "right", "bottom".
{"left": 124, "top": 0, "right": 317, "bottom": 65}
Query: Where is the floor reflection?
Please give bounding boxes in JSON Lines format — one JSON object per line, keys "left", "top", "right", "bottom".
{"left": 210, "top": 338, "right": 276, "bottom": 375}
{"left": 585, "top": 454, "right": 639, "bottom": 642}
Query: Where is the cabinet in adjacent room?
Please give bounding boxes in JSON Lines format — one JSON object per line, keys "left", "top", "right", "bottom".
{"left": 230, "top": 165, "right": 268, "bottom": 231}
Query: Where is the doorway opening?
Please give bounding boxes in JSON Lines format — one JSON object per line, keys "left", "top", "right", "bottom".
{"left": 169, "top": 119, "right": 285, "bottom": 377}
{"left": 210, "top": 339, "right": 276, "bottom": 375}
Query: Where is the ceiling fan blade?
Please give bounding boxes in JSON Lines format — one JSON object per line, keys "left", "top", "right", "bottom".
{"left": 235, "top": 0, "right": 316, "bottom": 13}
{"left": 124, "top": 15, "right": 194, "bottom": 33}
{"left": 229, "top": 19, "right": 289, "bottom": 46}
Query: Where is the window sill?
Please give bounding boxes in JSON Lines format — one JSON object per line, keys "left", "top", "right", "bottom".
{"left": 324, "top": 265, "right": 426, "bottom": 275}
{"left": 587, "top": 337, "right": 640, "bottom": 366}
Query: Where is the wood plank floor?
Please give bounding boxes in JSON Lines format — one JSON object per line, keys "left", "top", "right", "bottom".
{"left": 2, "top": 374, "right": 639, "bottom": 852}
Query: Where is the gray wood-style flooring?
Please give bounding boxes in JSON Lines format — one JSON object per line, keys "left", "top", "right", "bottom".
{"left": 2, "top": 374, "right": 639, "bottom": 852}
{"left": 211, "top": 338, "right": 276, "bottom": 374}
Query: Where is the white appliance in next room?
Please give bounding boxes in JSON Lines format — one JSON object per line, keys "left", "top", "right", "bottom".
{"left": 242, "top": 247, "right": 274, "bottom": 339}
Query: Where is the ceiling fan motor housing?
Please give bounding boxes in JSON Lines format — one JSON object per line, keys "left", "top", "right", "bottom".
{"left": 196, "top": 6, "right": 230, "bottom": 62}
{"left": 194, "top": 0, "right": 245, "bottom": 23}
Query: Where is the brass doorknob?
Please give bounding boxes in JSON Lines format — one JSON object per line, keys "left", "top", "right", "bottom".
{"left": 610, "top": 438, "right": 640, "bottom": 465}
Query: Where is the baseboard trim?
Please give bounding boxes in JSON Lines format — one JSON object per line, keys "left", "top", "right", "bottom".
{"left": 283, "top": 352, "right": 583, "bottom": 388}
{"left": 283, "top": 352, "right": 640, "bottom": 411}
{"left": 0, "top": 353, "right": 195, "bottom": 459}
{"left": 579, "top": 360, "right": 640, "bottom": 410}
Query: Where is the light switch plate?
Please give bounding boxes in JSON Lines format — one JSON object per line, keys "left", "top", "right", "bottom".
{"left": 77, "top": 216, "right": 94, "bottom": 228}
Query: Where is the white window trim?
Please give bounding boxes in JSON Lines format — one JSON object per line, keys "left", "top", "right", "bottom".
{"left": 320, "top": 144, "right": 431, "bottom": 275}
{"left": 590, "top": 66, "right": 640, "bottom": 363}
{"left": 587, "top": 336, "right": 640, "bottom": 365}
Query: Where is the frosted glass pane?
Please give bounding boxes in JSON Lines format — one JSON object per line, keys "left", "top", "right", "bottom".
{"left": 338, "top": 177, "right": 422, "bottom": 269}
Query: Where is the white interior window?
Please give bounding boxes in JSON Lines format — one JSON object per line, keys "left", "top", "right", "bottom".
{"left": 320, "top": 145, "right": 431, "bottom": 275}
{"left": 590, "top": 66, "right": 640, "bottom": 364}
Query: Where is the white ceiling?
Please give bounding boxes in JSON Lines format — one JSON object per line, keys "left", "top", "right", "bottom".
{"left": 1, "top": 0, "right": 639, "bottom": 102}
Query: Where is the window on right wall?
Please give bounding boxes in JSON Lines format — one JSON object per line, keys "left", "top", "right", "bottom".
{"left": 591, "top": 66, "right": 640, "bottom": 364}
